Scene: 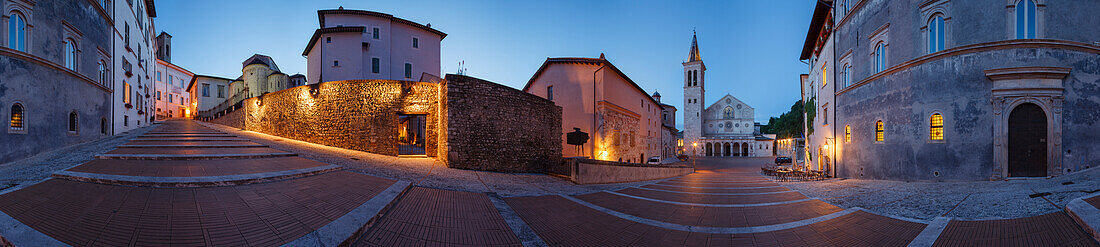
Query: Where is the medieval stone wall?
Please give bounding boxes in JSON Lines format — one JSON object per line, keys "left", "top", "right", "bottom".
{"left": 209, "top": 106, "right": 245, "bottom": 129}
{"left": 240, "top": 80, "right": 441, "bottom": 157}
{"left": 443, "top": 74, "right": 562, "bottom": 172}
{"left": 203, "top": 75, "right": 562, "bottom": 173}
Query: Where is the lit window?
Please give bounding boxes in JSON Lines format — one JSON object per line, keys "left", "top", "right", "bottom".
{"left": 874, "top": 42, "right": 887, "bottom": 73}
{"left": 8, "top": 12, "right": 25, "bottom": 52}
{"left": 875, "top": 120, "right": 884, "bottom": 142}
{"left": 928, "top": 15, "right": 945, "bottom": 53}
{"left": 844, "top": 125, "right": 851, "bottom": 143}
{"left": 822, "top": 66, "right": 827, "bottom": 86}
{"left": 930, "top": 113, "right": 944, "bottom": 141}
{"left": 64, "top": 39, "right": 77, "bottom": 70}
{"left": 10, "top": 103, "right": 24, "bottom": 130}
{"left": 1016, "top": 0, "right": 1036, "bottom": 39}
{"left": 123, "top": 82, "right": 131, "bottom": 104}
{"left": 68, "top": 111, "right": 78, "bottom": 132}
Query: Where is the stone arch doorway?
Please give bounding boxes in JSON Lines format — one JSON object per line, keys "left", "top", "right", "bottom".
{"left": 1008, "top": 103, "right": 1047, "bottom": 177}
{"left": 724, "top": 143, "right": 731, "bottom": 156}
{"left": 742, "top": 142, "right": 749, "bottom": 157}
{"left": 732, "top": 143, "right": 739, "bottom": 156}
{"left": 705, "top": 143, "right": 713, "bottom": 156}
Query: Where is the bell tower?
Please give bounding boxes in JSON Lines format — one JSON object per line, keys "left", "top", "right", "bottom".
{"left": 683, "top": 31, "right": 706, "bottom": 155}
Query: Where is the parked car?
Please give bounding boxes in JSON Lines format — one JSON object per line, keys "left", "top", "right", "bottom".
{"left": 647, "top": 156, "right": 662, "bottom": 165}
{"left": 775, "top": 156, "right": 793, "bottom": 165}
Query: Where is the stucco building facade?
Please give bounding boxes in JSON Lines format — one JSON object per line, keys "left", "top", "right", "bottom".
{"left": 187, "top": 54, "right": 289, "bottom": 118}
{"left": 110, "top": 0, "right": 156, "bottom": 133}
{"left": 805, "top": 0, "right": 1100, "bottom": 180}
{"left": 524, "top": 55, "right": 673, "bottom": 163}
{"left": 0, "top": 0, "right": 115, "bottom": 164}
{"left": 154, "top": 33, "right": 193, "bottom": 120}
{"left": 303, "top": 8, "right": 444, "bottom": 84}
{"left": 682, "top": 33, "right": 773, "bottom": 158}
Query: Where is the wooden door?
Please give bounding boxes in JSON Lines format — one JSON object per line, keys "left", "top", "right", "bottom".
{"left": 1008, "top": 103, "right": 1047, "bottom": 177}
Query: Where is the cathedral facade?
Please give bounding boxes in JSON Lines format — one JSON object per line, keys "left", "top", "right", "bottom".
{"left": 682, "top": 33, "right": 773, "bottom": 157}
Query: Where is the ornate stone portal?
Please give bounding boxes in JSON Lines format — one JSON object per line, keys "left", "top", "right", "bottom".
{"left": 986, "top": 67, "right": 1069, "bottom": 180}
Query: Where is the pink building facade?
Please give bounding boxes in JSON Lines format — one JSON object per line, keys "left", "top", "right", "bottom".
{"left": 303, "top": 8, "right": 445, "bottom": 84}
{"left": 154, "top": 59, "right": 193, "bottom": 119}
{"left": 524, "top": 55, "right": 671, "bottom": 163}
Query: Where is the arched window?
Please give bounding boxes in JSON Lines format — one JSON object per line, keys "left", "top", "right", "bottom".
{"left": 68, "top": 111, "right": 78, "bottom": 132}
{"left": 686, "top": 71, "right": 690, "bottom": 86}
{"left": 841, "top": 0, "right": 850, "bottom": 16}
{"left": 10, "top": 103, "right": 24, "bottom": 130}
{"left": 844, "top": 125, "right": 851, "bottom": 143}
{"left": 928, "top": 15, "right": 945, "bottom": 53}
{"left": 875, "top": 120, "right": 884, "bottom": 142}
{"left": 9, "top": 11, "right": 26, "bottom": 52}
{"left": 842, "top": 63, "right": 851, "bottom": 87}
{"left": 64, "top": 39, "right": 77, "bottom": 70}
{"left": 873, "top": 42, "right": 886, "bottom": 73}
{"left": 1016, "top": 0, "right": 1036, "bottom": 39}
{"left": 98, "top": 61, "right": 107, "bottom": 85}
{"left": 930, "top": 113, "right": 944, "bottom": 140}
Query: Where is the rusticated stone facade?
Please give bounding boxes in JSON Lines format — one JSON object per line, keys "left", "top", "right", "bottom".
{"left": 241, "top": 80, "right": 442, "bottom": 157}
{"left": 444, "top": 74, "right": 561, "bottom": 172}
{"left": 206, "top": 74, "right": 561, "bottom": 173}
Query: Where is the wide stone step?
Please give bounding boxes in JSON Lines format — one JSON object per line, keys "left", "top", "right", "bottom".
{"left": 117, "top": 143, "right": 268, "bottom": 148}
{"left": 95, "top": 152, "right": 297, "bottom": 160}
{"left": 52, "top": 164, "right": 344, "bottom": 187}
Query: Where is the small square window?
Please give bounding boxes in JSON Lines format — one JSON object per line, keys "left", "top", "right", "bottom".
{"left": 333, "top": 60, "right": 339, "bottom": 67}
{"left": 326, "top": 37, "right": 331, "bottom": 43}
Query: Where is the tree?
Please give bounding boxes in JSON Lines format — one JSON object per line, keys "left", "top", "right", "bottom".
{"left": 761, "top": 99, "right": 805, "bottom": 139}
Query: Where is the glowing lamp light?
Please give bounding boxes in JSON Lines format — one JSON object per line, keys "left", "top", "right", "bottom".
{"left": 597, "top": 150, "right": 609, "bottom": 160}
{"left": 823, "top": 144, "right": 829, "bottom": 150}
{"left": 692, "top": 142, "right": 698, "bottom": 147}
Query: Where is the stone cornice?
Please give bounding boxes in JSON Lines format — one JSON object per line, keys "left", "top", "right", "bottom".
{"left": 0, "top": 47, "right": 110, "bottom": 92}
{"left": 837, "top": 39, "right": 1100, "bottom": 96}
{"left": 984, "top": 66, "right": 1071, "bottom": 81}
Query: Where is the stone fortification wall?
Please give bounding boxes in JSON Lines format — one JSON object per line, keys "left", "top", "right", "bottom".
{"left": 240, "top": 80, "right": 441, "bottom": 157}
{"left": 443, "top": 74, "right": 562, "bottom": 172}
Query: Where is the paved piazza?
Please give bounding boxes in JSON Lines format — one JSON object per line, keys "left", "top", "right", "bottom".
{"left": 0, "top": 120, "right": 1097, "bottom": 246}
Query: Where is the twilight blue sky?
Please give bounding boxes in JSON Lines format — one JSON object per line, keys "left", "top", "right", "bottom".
{"left": 156, "top": 0, "right": 815, "bottom": 127}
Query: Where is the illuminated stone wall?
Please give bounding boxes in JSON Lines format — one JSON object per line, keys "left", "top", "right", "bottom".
{"left": 207, "top": 75, "right": 561, "bottom": 172}
{"left": 443, "top": 75, "right": 562, "bottom": 172}
{"left": 209, "top": 106, "right": 244, "bottom": 129}
{"left": 240, "top": 80, "right": 442, "bottom": 157}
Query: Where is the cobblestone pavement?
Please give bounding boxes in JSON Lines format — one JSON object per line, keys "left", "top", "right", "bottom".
{"left": 1, "top": 119, "right": 1098, "bottom": 246}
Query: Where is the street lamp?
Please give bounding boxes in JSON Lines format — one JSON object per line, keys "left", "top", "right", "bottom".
{"left": 692, "top": 141, "right": 698, "bottom": 169}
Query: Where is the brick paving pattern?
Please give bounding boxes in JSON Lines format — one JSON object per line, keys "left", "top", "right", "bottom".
{"left": 1087, "top": 194, "right": 1100, "bottom": 209}
{"left": 575, "top": 191, "right": 841, "bottom": 227}
{"left": 355, "top": 187, "right": 522, "bottom": 246}
{"left": 641, "top": 184, "right": 791, "bottom": 194}
{"left": 506, "top": 195, "right": 926, "bottom": 246}
{"left": 0, "top": 120, "right": 400, "bottom": 246}
{"left": 614, "top": 187, "right": 808, "bottom": 204}
{"left": 932, "top": 212, "right": 1096, "bottom": 246}
{"left": 67, "top": 157, "right": 329, "bottom": 177}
